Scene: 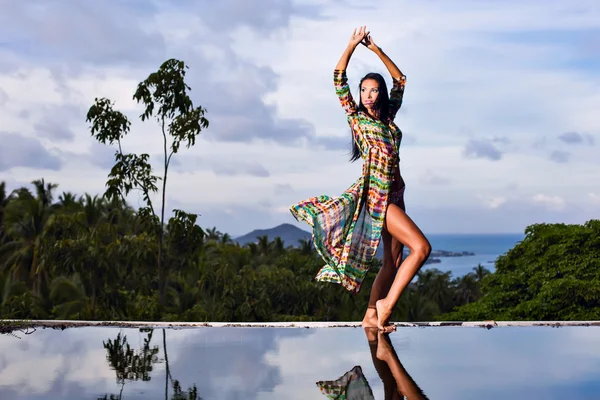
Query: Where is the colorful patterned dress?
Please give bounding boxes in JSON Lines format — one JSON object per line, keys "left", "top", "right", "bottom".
{"left": 290, "top": 69, "right": 406, "bottom": 294}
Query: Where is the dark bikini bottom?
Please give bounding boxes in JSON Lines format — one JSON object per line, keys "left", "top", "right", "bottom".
{"left": 388, "top": 185, "right": 406, "bottom": 208}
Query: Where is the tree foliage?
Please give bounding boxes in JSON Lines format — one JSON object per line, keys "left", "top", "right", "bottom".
{"left": 87, "top": 58, "right": 209, "bottom": 307}
{"left": 442, "top": 220, "right": 600, "bottom": 321}
{"left": 0, "top": 177, "right": 491, "bottom": 323}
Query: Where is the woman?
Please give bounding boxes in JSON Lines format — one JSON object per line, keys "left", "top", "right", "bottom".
{"left": 290, "top": 26, "right": 431, "bottom": 331}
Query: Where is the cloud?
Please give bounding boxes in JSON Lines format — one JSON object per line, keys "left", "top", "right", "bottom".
{"left": 148, "top": 10, "right": 321, "bottom": 148}
{"left": 0, "top": 0, "right": 324, "bottom": 159}
{"left": 0, "top": 88, "right": 8, "bottom": 106}
{"left": 589, "top": 193, "right": 600, "bottom": 206}
{"left": 531, "top": 194, "right": 566, "bottom": 211}
{"left": 558, "top": 131, "right": 595, "bottom": 146}
{"left": 0, "top": 2, "right": 166, "bottom": 67}
{"left": 549, "top": 150, "right": 571, "bottom": 163}
{"left": 492, "top": 136, "right": 511, "bottom": 144}
{"left": 478, "top": 194, "right": 507, "bottom": 209}
{"left": 274, "top": 183, "right": 295, "bottom": 195}
{"left": 82, "top": 143, "right": 184, "bottom": 177}
{"left": 183, "top": 0, "right": 326, "bottom": 34}
{"left": 212, "top": 161, "right": 270, "bottom": 178}
{"left": 0, "top": 132, "right": 62, "bottom": 171}
{"left": 532, "top": 136, "right": 547, "bottom": 149}
{"left": 88, "top": 142, "right": 118, "bottom": 170}
{"left": 244, "top": 163, "right": 271, "bottom": 178}
{"left": 419, "top": 169, "right": 450, "bottom": 185}
{"left": 33, "top": 108, "right": 79, "bottom": 141}
{"left": 312, "top": 135, "right": 351, "bottom": 152}
{"left": 205, "top": 112, "right": 317, "bottom": 146}
{"left": 141, "top": 1, "right": 329, "bottom": 149}
{"left": 463, "top": 138, "right": 503, "bottom": 161}
{"left": 34, "top": 118, "right": 75, "bottom": 141}
{"left": 2, "top": 0, "right": 600, "bottom": 235}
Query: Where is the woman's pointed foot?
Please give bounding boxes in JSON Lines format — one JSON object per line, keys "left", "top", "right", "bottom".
{"left": 376, "top": 299, "right": 395, "bottom": 332}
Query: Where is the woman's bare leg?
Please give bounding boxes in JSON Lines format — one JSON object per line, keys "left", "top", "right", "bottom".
{"left": 376, "top": 204, "right": 431, "bottom": 330}
{"left": 376, "top": 331, "right": 429, "bottom": 399}
{"left": 362, "top": 228, "right": 404, "bottom": 328}
{"left": 364, "top": 327, "right": 398, "bottom": 399}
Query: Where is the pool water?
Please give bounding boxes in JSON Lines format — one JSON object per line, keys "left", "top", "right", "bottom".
{"left": 1, "top": 325, "right": 599, "bottom": 399}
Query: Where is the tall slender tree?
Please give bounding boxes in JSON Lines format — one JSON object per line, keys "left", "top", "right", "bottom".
{"left": 87, "top": 59, "right": 209, "bottom": 306}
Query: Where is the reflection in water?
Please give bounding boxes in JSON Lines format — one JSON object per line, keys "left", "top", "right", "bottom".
{"left": 317, "top": 365, "right": 374, "bottom": 398}
{"left": 100, "top": 328, "right": 199, "bottom": 400}
{"left": 317, "top": 328, "right": 429, "bottom": 400}
{"left": 4, "top": 325, "right": 600, "bottom": 399}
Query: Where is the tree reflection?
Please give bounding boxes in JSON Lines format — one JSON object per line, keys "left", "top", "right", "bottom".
{"left": 99, "top": 328, "right": 200, "bottom": 400}
{"left": 98, "top": 328, "right": 159, "bottom": 399}
{"left": 316, "top": 328, "right": 428, "bottom": 399}
{"left": 162, "top": 328, "right": 200, "bottom": 400}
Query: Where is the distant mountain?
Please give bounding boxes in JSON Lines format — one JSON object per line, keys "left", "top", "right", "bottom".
{"left": 234, "top": 223, "right": 312, "bottom": 247}
{"left": 234, "top": 224, "right": 444, "bottom": 264}
{"left": 235, "top": 223, "right": 390, "bottom": 261}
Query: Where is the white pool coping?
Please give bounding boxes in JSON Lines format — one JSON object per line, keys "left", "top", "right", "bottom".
{"left": 3, "top": 319, "right": 600, "bottom": 329}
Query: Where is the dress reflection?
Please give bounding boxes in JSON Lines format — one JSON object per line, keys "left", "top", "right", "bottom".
{"left": 316, "top": 328, "right": 428, "bottom": 399}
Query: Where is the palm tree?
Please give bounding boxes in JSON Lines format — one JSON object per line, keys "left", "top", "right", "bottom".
{"left": 49, "top": 274, "right": 88, "bottom": 319}
{"left": 79, "top": 193, "right": 106, "bottom": 228}
{"left": 1, "top": 181, "right": 57, "bottom": 296}
{"left": 57, "top": 191, "right": 79, "bottom": 211}
{"left": 0, "top": 181, "right": 10, "bottom": 244}
{"left": 219, "top": 233, "right": 233, "bottom": 245}
{"left": 245, "top": 242, "right": 259, "bottom": 256}
{"left": 31, "top": 178, "right": 57, "bottom": 209}
{"left": 472, "top": 264, "right": 491, "bottom": 282}
{"left": 271, "top": 237, "right": 285, "bottom": 255}
{"left": 453, "top": 274, "right": 480, "bottom": 305}
{"left": 417, "top": 269, "right": 453, "bottom": 313}
{"left": 0, "top": 268, "right": 30, "bottom": 318}
{"left": 257, "top": 235, "right": 270, "bottom": 256}
{"left": 404, "top": 289, "right": 438, "bottom": 322}
{"left": 205, "top": 227, "right": 220, "bottom": 241}
{"left": 297, "top": 238, "right": 314, "bottom": 256}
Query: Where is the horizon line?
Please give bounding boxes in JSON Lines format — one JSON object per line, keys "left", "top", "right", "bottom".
{"left": 230, "top": 223, "right": 525, "bottom": 239}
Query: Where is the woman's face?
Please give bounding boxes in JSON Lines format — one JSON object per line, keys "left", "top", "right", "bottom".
{"left": 360, "top": 78, "right": 379, "bottom": 111}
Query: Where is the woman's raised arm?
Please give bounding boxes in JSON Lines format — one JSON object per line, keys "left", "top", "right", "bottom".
{"left": 334, "top": 26, "right": 369, "bottom": 116}
{"left": 362, "top": 34, "right": 406, "bottom": 119}
{"left": 362, "top": 34, "right": 404, "bottom": 80}
{"left": 335, "top": 26, "right": 368, "bottom": 71}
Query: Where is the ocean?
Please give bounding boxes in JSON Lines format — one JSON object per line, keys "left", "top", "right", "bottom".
{"left": 420, "top": 233, "right": 525, "bottom": 278}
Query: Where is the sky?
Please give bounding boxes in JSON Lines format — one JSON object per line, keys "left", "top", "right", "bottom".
{"left": 1, "top": 0, "right": 599, "bottom": 236}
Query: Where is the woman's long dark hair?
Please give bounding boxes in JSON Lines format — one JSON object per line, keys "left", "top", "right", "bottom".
{"left": 350, "top": 72, "right": 390, "bottom": 162}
